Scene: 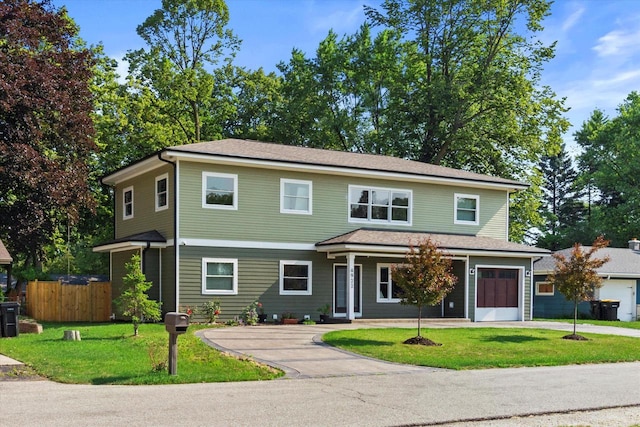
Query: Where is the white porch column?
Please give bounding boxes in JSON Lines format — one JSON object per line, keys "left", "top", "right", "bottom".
{"left": 347, "top": 253, "right": 355, "bottom": 320}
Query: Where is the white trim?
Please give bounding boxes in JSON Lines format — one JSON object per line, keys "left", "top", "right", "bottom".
{"left": 202, "top": 171, "right": 238, "bottom": 210}
{"left": 201, "top": 258, "right": 238, "bottom": 295}
{"left": 122, "top": 186, "right": 134, "bottom": 220}
{"left": 279, "top": 260, "right": 312, "bottom": 295}
{"left": 535, "top": 281, "right": 554, "bottom": 296}
{"left": 348, "top": 185, "right": 412, "bottom": 226}
{"left": 280, "top": 178, "right": 313, "bottom": 215}
{"left": 333, "top": 263, "right": 363, "bottom": 318}
{"left": 317, "top": 243, "right": 548, "bottom": 259}
{"left": 376, "top": 263, "right": 401, "bottom": 303}
{"left": 155, "top": 173, "right": 169, "bottom": 212}
{"left": 464, "top": 256, "right": 469, "bottom": 319}
{"left": 178, "top": 238, "right": 315, "bottom": 251}
{"left": 454, "top": 193, "right": 479, "bottom": 226}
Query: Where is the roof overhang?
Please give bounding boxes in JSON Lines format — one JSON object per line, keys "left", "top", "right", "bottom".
{"left": 93, "top": 231, "right": 170, "bottom": 253}
{"left": 0, "top": 239, "right": 12, "bottom": 265}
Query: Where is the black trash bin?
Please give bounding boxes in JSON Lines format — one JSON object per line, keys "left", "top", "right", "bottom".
{"left": 600, "top": 300, "right": 620, "bottom": 321}
{"left": 590, "top": 300, "right": 601, "bottom": 320}
{"left": 0, "top": 302, "right": 20, "bottom": 337}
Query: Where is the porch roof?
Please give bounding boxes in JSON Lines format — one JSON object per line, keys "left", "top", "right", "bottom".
{"left": 0, "top": 239, "right": 12, "bottom": 264}
{"left": 93, "top": 230, "right": 168, "bottom": 253}
{"left": 316, "top": 228, "right": 549, "bottom": 258}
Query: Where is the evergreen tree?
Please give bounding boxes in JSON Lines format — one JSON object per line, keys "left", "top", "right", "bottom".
{"left": 537, "top": 144, "right": 586, "bottom": 250}
{"left": 116, "top": 254, "right": 161, "bottom": 336}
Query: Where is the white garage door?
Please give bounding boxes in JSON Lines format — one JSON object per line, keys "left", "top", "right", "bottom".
{"left": 599, "top": 280, "right": 635, "bottom": 322}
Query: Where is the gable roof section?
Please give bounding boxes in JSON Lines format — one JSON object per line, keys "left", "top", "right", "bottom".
{"left": 93, "top": 230, "right": 168, "bottom": 253}
{"left": 534, "top": 246, "right": 640, "bottom": 277}
{"left": 103, "top": 139, "right": 527, "bottom": 191}
{"left": 316, "top": 228, "right": 549, "bottom": 258}
{"left": 0, "top": 239, "right": 12, "bottom": 264}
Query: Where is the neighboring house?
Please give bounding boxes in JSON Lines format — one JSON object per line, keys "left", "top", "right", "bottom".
{"left": 0, "top": 238, "right": 12, "bottom": 288}
{"left": 533, "top": 239, "right": 640, "bottom": 321}
{"left": 94, "top": 139, "right": 548, "bottom": 322}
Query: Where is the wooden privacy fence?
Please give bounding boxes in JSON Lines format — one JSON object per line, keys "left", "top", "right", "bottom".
{"left": 26, "top": 280, "right": 112, "bottom": 322}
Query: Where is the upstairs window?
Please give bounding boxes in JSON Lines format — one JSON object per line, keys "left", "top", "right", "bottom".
{"left": 349, "top": 185, "right": 411, "bottom": 224}
{"left": 454, "top": 194, "right": 479, "bottom": 225}
{"left": 123, "top": 186, "right": 133, "bottom": 220}
{"left": 203, "top": 172, "right": 237, "bottom": 210}
{"left": 155, "top": 174, "right": 168, "bottom": 212}
{"left": 281, "top": 179, "right": 312, "bottom": 214}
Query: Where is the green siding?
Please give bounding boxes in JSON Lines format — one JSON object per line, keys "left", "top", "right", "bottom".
{"left": 178, "top": 161, "right": 508, "bottom": 243}
{"left": 114, "top": 164, "right": 174, "bottom": 240}
{"left": 111, "top": 249, "right": 139, "bottom": 318}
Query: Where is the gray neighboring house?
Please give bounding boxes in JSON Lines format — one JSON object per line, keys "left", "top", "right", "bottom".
{"left": 533, "top": 239, "right": 640, "bottom": 321}
{"left": 94, "top": 138, "right": 549, "bottom": 322}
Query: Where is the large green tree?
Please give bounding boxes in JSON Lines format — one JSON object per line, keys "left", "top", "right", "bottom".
{"left": 127, "top": 0, "right": 239, "bottom": 144}
{"left": 575, "top": 93, "right": 640, "bottom": 247}
{"left": 0, "top": 0, "right": 97, "bottom": 283}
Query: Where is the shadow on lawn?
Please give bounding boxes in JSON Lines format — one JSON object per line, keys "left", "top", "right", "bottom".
{"left": 324, "top": 337, "right": 395, "bottom": 347}
{"left": 479, "top": 334, "right": 547, "bottom": 344}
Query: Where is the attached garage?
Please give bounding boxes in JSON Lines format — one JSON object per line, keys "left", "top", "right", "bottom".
{"left": 599, "top": 280, "right": 635, "bottom": 322}
{"left": 475, "top": 267, "right": 522, "bottom": 321}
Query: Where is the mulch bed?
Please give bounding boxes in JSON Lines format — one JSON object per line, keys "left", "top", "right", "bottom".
{"left": 403, "top": 336, "right": 442, "bottom": 346}
{"left": 562, "top": 334, "right": 589, "bottom": 341}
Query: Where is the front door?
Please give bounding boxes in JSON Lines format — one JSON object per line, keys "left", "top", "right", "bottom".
{"left": 334, "top": 265, "right": 361, "bottom": 317}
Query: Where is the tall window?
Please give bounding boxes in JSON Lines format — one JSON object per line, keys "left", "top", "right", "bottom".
{"left": 155, "top": 174, "right": 168, "bottom": 212}
{"left": 454, "top": 194, "right": 479, "bottom": 225}
{"left": 202, "top": 258, "right": 238, "bottom": 295}
{"left": 281, "top": 179, "right": 312, "bottom": 214}
{"left": 279, "top": 260, "right": 312, "bottom": 295}
{"left": 377, "top": 264, "right": 402, "bottom": 303}
{"left": 349, "top": 185, "right": 411, "bottom": 224}
{"left": 123, "top": 186, "right": 133, "bottom": 220}
{"left": 203, "top": 172, "right": 237, "bottom": 210}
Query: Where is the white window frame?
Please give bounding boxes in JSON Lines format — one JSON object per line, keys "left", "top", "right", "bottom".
{"left": 201, "top": 258, "right": 238, "bottom": 295}
{"left": 123, "top": 186, "right": 134, "bottom": 220}
{"left": 279, "top": 260, "right": 312, "bottom": 295}
{"left": 535, "top": 281, "right": 554, "bottom": 296}
{"left": 155, "top": 173, "right": 169, "bottom": 212}
{"left": 348, "top": 185, "right": 412, "bottom": 225}
{"left": 454, "top": 193, "right": 480, "bottom": 225}
{"left": 202, "top": 172, "right": 238, "bottom": 210}
{"left": 377, "top": 263, "right": 402, "bottom": 303}
{"left": 280, "top": 178, "right": 313, "bottom": 215}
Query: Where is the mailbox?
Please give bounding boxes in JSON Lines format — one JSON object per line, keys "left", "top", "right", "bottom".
{"left": 165, "top": 312, "right": 189, "bottom": 334}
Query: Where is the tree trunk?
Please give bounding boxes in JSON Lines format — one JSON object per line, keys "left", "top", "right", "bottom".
{"left": 573, "top": 299, "right": 578, "bottom": 336}
{"left": 417, "top": 305, "right": 422, "bottom": 337}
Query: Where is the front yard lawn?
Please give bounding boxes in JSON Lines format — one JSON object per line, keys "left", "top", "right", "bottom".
{"left": 0, "top": 322, "right": 282, "bottom": 384}
{"left": 539, "top": 319, "right": 640, "bottom": 330}
{"left": 322, "top": 327, "right": 640, "bottom": 370}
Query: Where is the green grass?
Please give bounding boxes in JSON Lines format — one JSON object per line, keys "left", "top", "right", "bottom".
{"left": 323, "top": 328, "right": 640, "bottom": 370}
{"left": 538, "top": 319, "right": 640, "bottom": 330}
{"left": 0, "top": 322, "right": 282, "bottom": 384}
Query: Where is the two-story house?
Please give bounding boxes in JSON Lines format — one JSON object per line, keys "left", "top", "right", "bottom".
{"left": 94, "top": 139, "right": 548, "bottom": 322}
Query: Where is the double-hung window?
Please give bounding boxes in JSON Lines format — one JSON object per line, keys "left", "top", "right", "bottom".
{"left": 454, "top": 194, "right": 479, "bottom": 225}
{"left": 202, "top": 258, "right": 238, "bottom": 295}
{"left": 203, "top": 172, "right": 237, "bottom": 210}
{"left": 281, "top": 179, "right": 312, "bottom": 214}
{"left": 349, "top": 185, "right": 411, "bottom": 224}
{"left": 155, "top": 174, "right": 168, "bottom": 212}
{"left": 377, "top": 264, "right": 402, "bottom": 303}
{"left": 279, "top": 260, "right": 312, "bottom": 295}
{"left": 123, "top": 186, "right": 134, "bottom": 220}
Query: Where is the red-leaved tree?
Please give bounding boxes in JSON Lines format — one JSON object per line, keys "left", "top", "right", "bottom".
{"left": 546, "top": 236, "right": 610, "bottom": 340}
{"left": 392, "top": 239, "right": 457, "bottom": 345}
{"left": 0, "top": 0, "right": 96, "bottom": 285}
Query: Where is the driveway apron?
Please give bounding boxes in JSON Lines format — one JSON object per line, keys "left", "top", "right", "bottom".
{"left": 197, "top": 323, "right": 440, "bottom": 378}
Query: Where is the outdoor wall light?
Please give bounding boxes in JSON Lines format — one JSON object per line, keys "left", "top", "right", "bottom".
{"left": 469, "top": 268, "right": 475, "bottom": 275}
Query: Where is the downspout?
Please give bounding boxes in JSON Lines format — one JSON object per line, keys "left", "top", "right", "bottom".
{"left": 158, "top": 151, "right": 178, "bottom": 312}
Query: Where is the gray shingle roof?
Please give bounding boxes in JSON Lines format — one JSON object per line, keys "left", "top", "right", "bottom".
{"left": 0, "top": 239, "right": 12, "bottom": 264}
{"left": 534, "top": 246, "right": 640, "bottom": 276}
{"left": 167, "top": 139, "right": 526, "bottom": 188}
{"left": 316, "top": 228, "right": 549, "bottom": 255}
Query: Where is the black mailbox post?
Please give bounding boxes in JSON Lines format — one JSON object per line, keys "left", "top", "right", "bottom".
{"left": 165, "top": 312, "right": 189, "bottom": 375}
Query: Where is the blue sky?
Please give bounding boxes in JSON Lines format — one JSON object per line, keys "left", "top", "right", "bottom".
{"left": 52, "top": 0, "right": 640, "bottom": 152}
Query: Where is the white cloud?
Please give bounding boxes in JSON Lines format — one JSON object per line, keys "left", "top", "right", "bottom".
{"left": 593, "top": 28, "right": 640, "bottom": 57}
{"left": 306, "top": 2, "right": 366, "bottom": 35}
{"left": 561, "top": 5, "right": 585, "bottom": 32}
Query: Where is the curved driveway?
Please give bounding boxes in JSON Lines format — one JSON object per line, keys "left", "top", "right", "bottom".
{"left": 197, "top": 320, "right": 640, "bottom": 378}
